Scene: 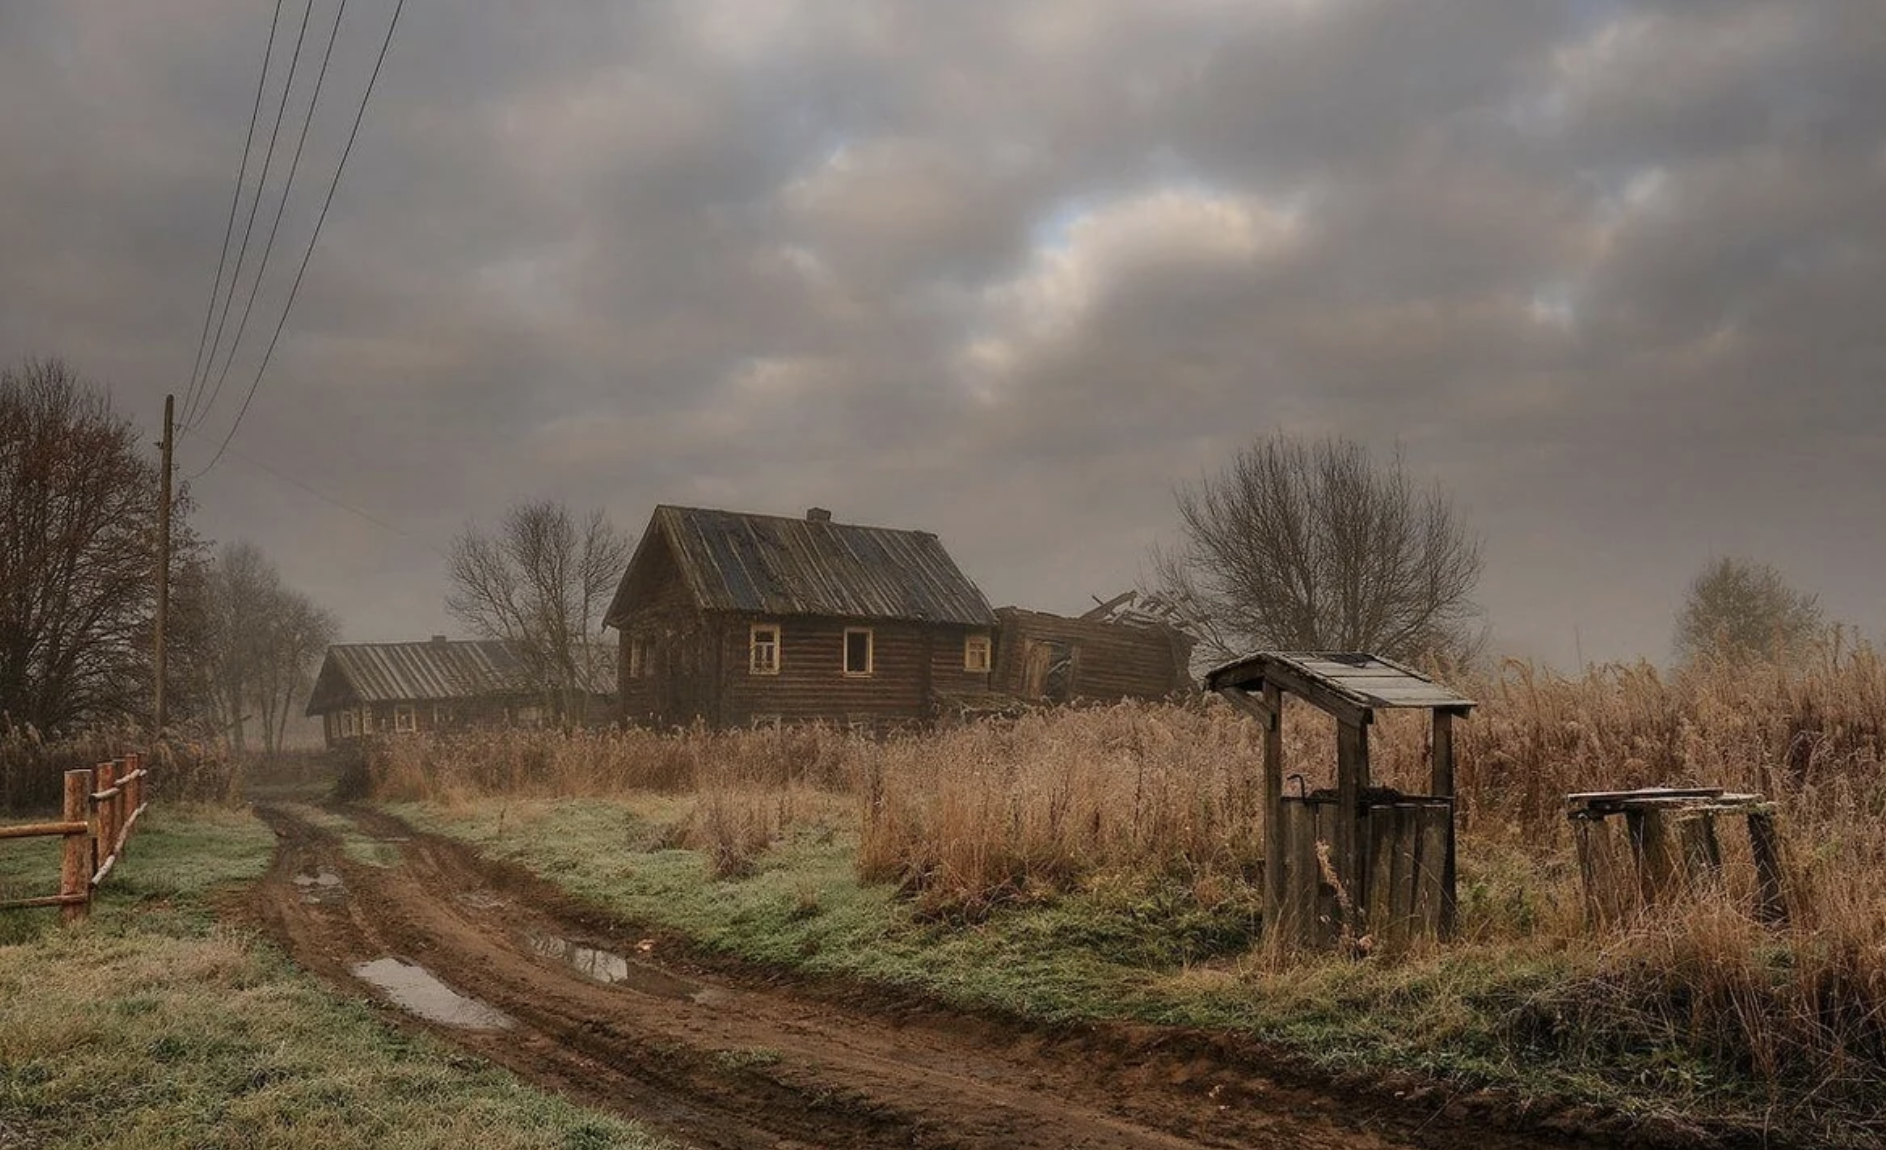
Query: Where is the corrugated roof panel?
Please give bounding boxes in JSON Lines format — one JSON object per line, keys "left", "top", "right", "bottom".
{"left": 639, "top": 506, "right": 998, "bottom": 627}
{"left": 323, "top": 640, "right": 532, "bottom": 705}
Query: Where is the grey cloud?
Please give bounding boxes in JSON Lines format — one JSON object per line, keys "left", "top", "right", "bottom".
{"left": 2, "top": 0, "right": 1882, "bottom": 665}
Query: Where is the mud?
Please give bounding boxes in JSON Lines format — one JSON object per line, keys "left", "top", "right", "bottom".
{"left": 246, "top": 804, "right": 1598, "bottom": 1150}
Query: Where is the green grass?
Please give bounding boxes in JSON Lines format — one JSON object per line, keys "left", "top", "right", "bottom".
{"left": 391, "top": 796, "right": 1864, "bottom": 1145}
{"left": 0, "top": 806, "right": 670, "bottom": 1150}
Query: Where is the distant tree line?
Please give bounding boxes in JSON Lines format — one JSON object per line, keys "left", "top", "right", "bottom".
{"left": 0, "top": 357, "right": 335, "bottom": 746}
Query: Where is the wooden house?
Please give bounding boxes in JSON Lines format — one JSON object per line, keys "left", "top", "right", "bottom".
{"left": 305, "top": 637, "right": 614, "bottom": 747}
{"left": 605, "top": 506, "right": 1000, "bottom": 731}
{"left": 992, "top": 599, "right": 1195, "bottom": 704}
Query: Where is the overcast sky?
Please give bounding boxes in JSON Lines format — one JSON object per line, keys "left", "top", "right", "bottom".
{"left": 3, "top": 0, "right": 1881, "bottom": 666}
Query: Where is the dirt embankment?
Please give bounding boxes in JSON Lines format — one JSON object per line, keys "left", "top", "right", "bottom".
{"left": 244, "top": 804, "right": 1605, "bottom": 1150}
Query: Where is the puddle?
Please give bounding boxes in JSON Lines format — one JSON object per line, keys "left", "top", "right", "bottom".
{"left": 350, "top": 957, "right": 513, "bottom": 1029}
{"left": 525, "top": 934, "right": 724, "bottom": 1005}
{"left": 292, "top": 871, "right": 345, "bottom": 904}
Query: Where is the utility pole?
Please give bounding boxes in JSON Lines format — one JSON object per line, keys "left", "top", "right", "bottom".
{"left": 155, "top": 393, "right": 173, "bottom": 735}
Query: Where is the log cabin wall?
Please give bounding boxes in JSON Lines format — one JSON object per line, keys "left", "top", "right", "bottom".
{"left": 717, "top": 617, "right": 992, "bottom": 729}
{"left": 616, "top": 531, "right": 713, "bottom": 727}
{"left": 993, "top": 607, "right": 1193, "bottom": 702}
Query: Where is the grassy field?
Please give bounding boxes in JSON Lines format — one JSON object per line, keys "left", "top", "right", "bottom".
{"left": 367, "top": 645, "right": 1886, "bottom": 1148}
{"left": 0, "top": 806, "right": 670, "bottom": 1150}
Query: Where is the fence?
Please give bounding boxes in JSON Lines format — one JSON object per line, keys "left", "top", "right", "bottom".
{"left": 0, "top": 753, "right": 151, "bottom": 923}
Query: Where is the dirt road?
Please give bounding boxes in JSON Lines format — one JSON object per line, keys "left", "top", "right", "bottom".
{"left": 246, "top": 804, "right": 1570, "bottom": 1150}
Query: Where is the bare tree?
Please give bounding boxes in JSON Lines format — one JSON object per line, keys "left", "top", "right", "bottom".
{"left": 1151, "top": 434, "right": 1484, "bottom": 665}
{"left": 1674, "top": 557, "right": 1826, "bottom": 666}
{"left": 445, "top": 501, "right": 632, "bottom": 725}
{"left": 0, "top": 359, "right": 168, "bottom": 730}
{"left": 254, "top": 588, "right": 340, "bottom": 754}
{"left": 199, "top": 541, "right": 339, "bottom": 754}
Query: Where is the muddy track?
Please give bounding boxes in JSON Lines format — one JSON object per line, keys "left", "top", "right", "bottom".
{"left": 244, "top": 804, "right": 1583, "bottom": 1150}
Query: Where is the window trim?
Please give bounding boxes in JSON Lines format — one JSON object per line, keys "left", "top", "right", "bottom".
{"left": 843, "top": 627, "right": 874, "bottom": 676}
{"left": 964, "top": 633, "right": 992, "bottom": 673}
{"left": 627, "top": 637, "right": 644, "bottom": 679}
{"left": 750, "top": 623, "right": 782, "bottom": 675}
{"left": 394, "top": 704, "right": 417, "bottom": 733}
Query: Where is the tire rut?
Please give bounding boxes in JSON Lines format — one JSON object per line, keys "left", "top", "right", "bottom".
{"left": 243, "top": 803, "right": 1569, "bottom": 1150}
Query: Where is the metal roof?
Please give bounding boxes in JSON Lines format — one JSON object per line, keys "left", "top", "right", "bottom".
{"left": 608, "top": 505, "right": 998, "bottom": 628}
{"left": 1205, "top": 651, "right": 1475, "bottom": 712}
{"left": 305, "top": 639, "right": 534, "bottom": 713}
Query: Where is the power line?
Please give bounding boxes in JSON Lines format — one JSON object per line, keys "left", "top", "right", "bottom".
{"left": 179, "top": 425, "right": 446, "bottom": 558}
{"left": 193, "top": 0, "right": 349, "bottom": 435}
{"left": 192, "top": 0, "right": 408, "bottom": 481}
{"left": 181, "top": 0, "right": 285, "bottom": 427}
{"left": 186, "top": 0, "right": 317, "bottom": 432}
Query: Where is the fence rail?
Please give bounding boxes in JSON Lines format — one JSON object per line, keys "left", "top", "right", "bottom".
{"left": 0, "top": 752, "right": 151, "bottom": 923}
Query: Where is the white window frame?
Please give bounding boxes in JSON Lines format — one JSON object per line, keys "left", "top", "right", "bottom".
{"left": 394, "top": 704, "right": 417, "bottom": 733}
{"left": 964, "top": 633, "right": 992, "bottom": 673}
{"left": 627, "top": 638, "right": 643, "bottom": 679}
{"left": 843, "top": 627, "right": 874, "bottom": 677}
{"left": 341, "top": 709, "right": 358, "bottom": 737}
{"left": 750, "top": 623, "right": 781, "bottom": 675}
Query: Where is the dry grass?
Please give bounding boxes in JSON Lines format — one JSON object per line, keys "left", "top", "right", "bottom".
{"left": 2, "top": 723, "right": 239, "bottom": 813}
{"left": 361, "top": 643, "right": 1886, "bottom": 1125}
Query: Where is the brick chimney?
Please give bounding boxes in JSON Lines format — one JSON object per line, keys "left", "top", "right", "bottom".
{"left": 805, "top": 507, "right": 832, "bottom": 522}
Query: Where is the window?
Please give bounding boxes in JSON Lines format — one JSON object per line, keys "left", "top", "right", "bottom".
{"left": 750, "top": 624, "right": 781, "bottom": 674}
{"left": 341, "top": 709, "right": 357, "bottom": 737}
{"left": 843, "top": 628, "right": 874, "bottom": 676}
{"left": 627, "top": 636, "right": 653, "bottom": 678}
{"left": 964, "top": 634, "right": 992, "bottom": 673}
{"left": 394, "top": 704, "right": 417, "bottom": 733}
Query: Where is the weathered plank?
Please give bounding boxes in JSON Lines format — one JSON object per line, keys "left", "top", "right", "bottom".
{"left": 1749, "top": 812, "right": 1789, "bottom": 925}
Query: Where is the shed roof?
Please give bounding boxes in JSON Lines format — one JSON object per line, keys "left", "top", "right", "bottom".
{"left": 306, "top": 639, "right": 534, "bottom": 714}
{"left": 1205, "top": 651, "right": 1474, "bottom": 714}
{"left": 607, "top": 505, "right": 998, "bottom": 628}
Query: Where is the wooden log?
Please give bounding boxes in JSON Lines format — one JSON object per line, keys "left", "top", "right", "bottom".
{"left": 124, "top": 753, "right": 142, "bottom": 828}
{"left": 1261, "top": 683, "right": 1285, "bottom": 938}
{"left": 1282, "top": 799, "right": 1316, "bottom": 948}
{"left": 1748, "top": 812, "right": 1789, "bottom": 925}
{"left": 1677, "top": 811, "right": 1723, "bottom": 888}
{"left": 1365, "top": 805, "right": 1397, "bottom": 951}
{"left": 1432, "top": 711, "right": 1457, "bottom": 938}
{"left": 111, "top": 758, "right": 127, "bottom": 861}
{"left": 1334, "top": 719, "right": 1370, "bottom": 936}
{"left": 0, "top": 821, "right": 90, "bottom": 840}
{"left": 92, "top": 761, "right": 117, "bottom": 879}
{"left": 1311, "top": 801, "right": 1340, "bottom": 949}
{"left": 0, "top": 893, "right": 91, "bottom": 910}
{"left": 60, "top": 769, "right": 92, "bottom": 926}
{"left": 1573, "top": 815, "right": 1628, "bottom": 926}
{"left": 1628, "top": 807, "right": 1684, "bottom": 905}
{"left": 1410, "top": 804, "right": 1448, "bottom": 943}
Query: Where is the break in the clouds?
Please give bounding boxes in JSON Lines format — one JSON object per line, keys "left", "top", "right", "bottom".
{"left": 2, "top": 0, "right": 1881, "bottom": 665}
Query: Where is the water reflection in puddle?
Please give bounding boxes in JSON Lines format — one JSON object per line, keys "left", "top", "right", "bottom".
{"left": 293, "top": 871, "right": 345, "bottom": 904}
{"left": 351, "top": 957, "right": 513, "bottom": 1029}
{"left": 525, "top": 934, "right": 724, "bottom": 1005}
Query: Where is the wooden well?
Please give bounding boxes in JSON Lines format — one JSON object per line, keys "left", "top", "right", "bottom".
{"left": 1208, "top": 652, "right": 1474, "bottom": 952}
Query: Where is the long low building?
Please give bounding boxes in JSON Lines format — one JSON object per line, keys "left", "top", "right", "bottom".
{"left": 305, "top": 636, "right": 613, "bottom": 746}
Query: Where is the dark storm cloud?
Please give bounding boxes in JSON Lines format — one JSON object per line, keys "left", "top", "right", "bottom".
{"left": 2, "top": 0, "right": 1881, "bottom": 663}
